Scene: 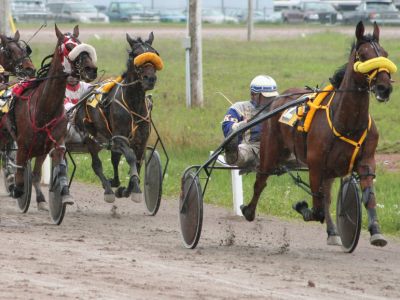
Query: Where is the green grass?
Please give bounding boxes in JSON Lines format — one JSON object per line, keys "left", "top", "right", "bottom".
{"left": 26, "top": 28, "right": 400, "bottom": 236}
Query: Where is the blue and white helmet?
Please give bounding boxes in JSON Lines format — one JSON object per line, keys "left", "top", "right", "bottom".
{"left": 250, "top": 75, "right": 278, "bottom": 97}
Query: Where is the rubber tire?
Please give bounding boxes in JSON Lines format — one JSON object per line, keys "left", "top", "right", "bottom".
{"left": 336, "top": 176, "right": 362, "bottom": 253}
{"left": 17, "top": 160, "right": 32, "bottom": 213}
{"left": 143, "top": 146, "right": 162, "bottom": 216}
{"left": 179, "top": 171, "right": 203, "bottom": 249}
{"left": 49, "top": 158, "right": 67, "bottom": 225}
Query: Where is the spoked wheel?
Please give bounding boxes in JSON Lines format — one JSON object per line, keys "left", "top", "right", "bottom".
{"left": 336, "top": 176, "right": 362, "bottom": 253}
{"left": 179, "top": 171, "right": 203, "bottom": 249}
{"left": 2, "top": 142, "right": 32, "bottom": 213}
{"left": 49, "top": 158, "right": 67, "bottom": 225}
{"left": 143, "top": 146, "right": 162, "bottom": 216}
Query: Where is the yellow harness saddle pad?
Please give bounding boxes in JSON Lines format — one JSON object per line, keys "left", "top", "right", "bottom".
{"left": 279, "top": 85, "right": 334, "bottom": 132}
{"left": 0, "top": 84, "right": 18, "bottom": 113}
{"left": 87, "top": 77, "right": 123, "bottom": 108}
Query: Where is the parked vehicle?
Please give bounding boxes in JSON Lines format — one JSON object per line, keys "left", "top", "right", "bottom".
{"left": 342, "top": 0, "right": 400, "bottom": 25}
{"left": 229, "top": 10, "right": 271, "bottom": 23}
{"left": 265, "top": 11, "right": 282, "bottom": 23}
{"left": 159, "top": 10, "right": 186, "bottom": 23}
{"left": 46, "top": 2, "right": 110, "bottom": 23}
{"left": 325, "top": 1, "right": 361, "bottom": 12}
{"left": 201, "top": 8, "right": 239, "bottom": 24}
{"left": 274, "top": 1, "right": 300, "bottom": 12}
{"left": 105, "top": 2, "right": 160, "bottom": 23}
{"left": 11, "top": 0, "right": 54, "bottom": 23}
{"left": 281, "top": 1, "right": 343, "bottom": 24}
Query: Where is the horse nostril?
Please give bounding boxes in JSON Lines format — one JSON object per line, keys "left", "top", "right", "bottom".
{"left": 85, "top": 66, "right": 96, "bottom": 74}
{"left": 377, "top": 85, "right": 386, "bottom": 92}
{"left": 25, "top": 67, "right": 36, "bottom": 76}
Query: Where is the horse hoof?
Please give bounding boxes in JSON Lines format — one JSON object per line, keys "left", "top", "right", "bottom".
{"left": 131, "top": 193, "right": 143, "bottom": 203}
{"left": 327, "top": 235, "right": 342, "bottom": 246}
{"left": 240, "top": 204, "right": 255, "bottom": 222}
{"left": 37, "top": 202, "right": 49, "bottom": 212}
{"left": 370, "top": 234, "right": 387, "bottom": 247}
{"left": 115, "top": 187, "right": 125, "bottom": 198}
{"left": 104, "top": 194, "right": 115, "bottom": 203}
{"left": 62, "top": 195, "right": 74, "bottom": 205}
{"left": 292, "top": 200, "right": 308, "bottom": 213}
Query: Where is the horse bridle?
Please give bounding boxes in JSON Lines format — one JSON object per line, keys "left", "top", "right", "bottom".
{"left": 354, "top": 38, "right": 391, "bottom": 90}
{"left": 0, "top": 38, "right": 32, "bottom": 77}
{"left": 128, "top": 41, "right": 159, "bottom": 81}
{"left": 58, "top": 34, "right": 90, "bottom": 79}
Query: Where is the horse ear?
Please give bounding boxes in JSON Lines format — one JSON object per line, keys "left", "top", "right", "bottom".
{"left": 14, "top": 30, "right": 20, "bottom": 42}
{"left": 146, "top": 32, "right": 154, "bottom": 45}
{"left": 126, "top": 33, "right": 136, "bottom": 49}
{"left": 355, "top": 21, "right": 365, "bottom": 41}
{"left": 372, "top": 21, "right": 380, "bottom": 42}
{"left": 55, "top": 24, "right": 64, "bottom": 43}
{"left": 73, "top": 25, "right": 79, "bottom": 38}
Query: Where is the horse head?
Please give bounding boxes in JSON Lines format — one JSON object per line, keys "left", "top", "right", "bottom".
{"left": 354, "top": 21, "right": 396, "bottom": 102}
{"left": 0, "top": 31, "right": 36, "bottom": 78}
{"left": 126, "top": 32, "right": 163, "bottom": 91}
{"left": 55, "top": 25, "right": 98, "bottom": 83}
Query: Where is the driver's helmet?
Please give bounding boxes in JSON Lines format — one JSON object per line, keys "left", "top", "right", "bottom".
{"left": 250, "top": 75, "right": 278, "bottom": 97}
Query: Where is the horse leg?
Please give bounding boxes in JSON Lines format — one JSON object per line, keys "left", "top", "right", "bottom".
{"left": 50, "top": 147, "right": 74, "bottom": 205}
{"left": 32, "top": 154, "right": 49, "bottom": 211}
{"left": 355, "top": 161, "right": 387, "bottom": 247}
{"left": 87, "top": 141, "right": 115, "bottom": 203}
{"left": 241, "top": 173, "right": 270, "bottom": 221}
{"left": 108, "top": 151, "right": 121, "bottom": 188}
{"left": 10, "top": 147, "right": 28, "bottom": 198}
{"left": 114, "top": 140, "right": 142, "bottom": 203}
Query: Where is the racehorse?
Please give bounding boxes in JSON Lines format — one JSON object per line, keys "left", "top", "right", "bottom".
{"left": 0, "top": 31, "right": 36, "bottom": 81}
{"left": 241, "top": 21, "right": 395, "bottom": 247}
{"left": 75, "top": 32, "right": 162, "bottom": 203}
{"left": 4, "top": 25, "right": 98, "bottom": 208}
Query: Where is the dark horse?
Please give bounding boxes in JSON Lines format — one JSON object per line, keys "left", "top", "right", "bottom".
{"left": 75, "top": 32, "right": 162, "bottom": 203}
{"left": 3, "top": 25, "right": 98, "bottom": 207}
{"left": 241, "top": 22, "right": 394, "bottom": 247}
{"left": 0, "top": 30, "right": 36, "bottom": 81}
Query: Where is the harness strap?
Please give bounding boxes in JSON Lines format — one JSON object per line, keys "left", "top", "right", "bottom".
{"left": 323, "top": 92, "right": 372, "bottom": 176}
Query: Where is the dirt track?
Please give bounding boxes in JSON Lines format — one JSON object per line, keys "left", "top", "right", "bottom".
{"left": 1, "top": 174, "right": 400, "bottom": 299}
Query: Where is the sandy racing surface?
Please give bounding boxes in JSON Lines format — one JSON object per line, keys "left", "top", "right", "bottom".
{"left": 1, "top": 175, "right": 400, "bottom": 300}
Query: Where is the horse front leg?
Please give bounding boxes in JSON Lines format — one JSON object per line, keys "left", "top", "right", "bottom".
{"left": 51, "top": 146, "right": 74, "bottom": 205}
{"left": 108, "top": 151, "right": 122, "bottom": 188}
{"left": 241, "top": 173, "right": 269, "bottom": 221}
{"left": 356, "top": 161, "right": 387, "bottom": 247}
{"left": 32, "top": 154, "right": 49, "bottom": 211}
{"left": 10, "top": 146, "right": 28, "bottom": 198}
{"left": 114, "top": 139, "right": 142, "bottom": 203}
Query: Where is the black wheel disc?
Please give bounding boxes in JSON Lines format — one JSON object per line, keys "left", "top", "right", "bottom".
{"left": 336, "top": 176, "right": 362, "bottom": 253}
{"left": 179, "top": 171, "right": 203, "bottom": 249}
{"left": 17, "top": 160, "right": 32, "bottom": 213}
{"left": 49, "top": 158, "right": 66, "bottom": 225}
{"left": 143, "top": 146, "right": 162, "bottom": 216}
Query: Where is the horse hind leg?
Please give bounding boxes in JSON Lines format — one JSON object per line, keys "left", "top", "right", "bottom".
{"left": 32, "top": 154, "right": 49, "bottom": 211}
{"left": 108, "top": 151, "right": 121, "bottom": 188}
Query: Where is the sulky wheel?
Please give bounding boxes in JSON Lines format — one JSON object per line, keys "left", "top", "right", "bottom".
{"left": 336, "top": 176, "right": 362, "bottom": 253}
{"left": 2, "top": 142, "right": 32, "bottom": 213}
{"left": 179, "top": 171, "right": 203, "bottom": 249}
{"left": 49, "top": 158, "right": 67, "bottom": 225}
{"left": 143, "top": 146, "right": 162, "bottom": 216}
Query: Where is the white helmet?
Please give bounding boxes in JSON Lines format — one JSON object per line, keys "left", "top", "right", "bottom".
{"left": 250, "top": 75, "right": 278, "bottom": 97}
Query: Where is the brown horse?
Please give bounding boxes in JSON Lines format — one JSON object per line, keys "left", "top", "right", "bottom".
{"left": 4, "top": 25, "right": 98, "bottom": 208}
{"left": 75, "top": 32, "right": 161, "bottom": 203}
{"left": 0, "top": 31, "right": 36, "bottom": 81}
{"left": 241, "top": 22, "right": 394, "bottom": 247}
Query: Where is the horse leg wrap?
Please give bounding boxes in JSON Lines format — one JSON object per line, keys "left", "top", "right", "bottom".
{"left": 362, "top": 187, "right": 379, "bottom": 232}
{"left": 10, "top": 183, "right": 25, "bottom": 199}
{"left": 311, "top": 206, "right": 325, "bottom": 224}
{"left": 54, "top": 162, "right": 69, "bottom": 195}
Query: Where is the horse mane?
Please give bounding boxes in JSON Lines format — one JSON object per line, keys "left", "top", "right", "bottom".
{"left": 329, "top": 34, "right": 376, "bottom": 88}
